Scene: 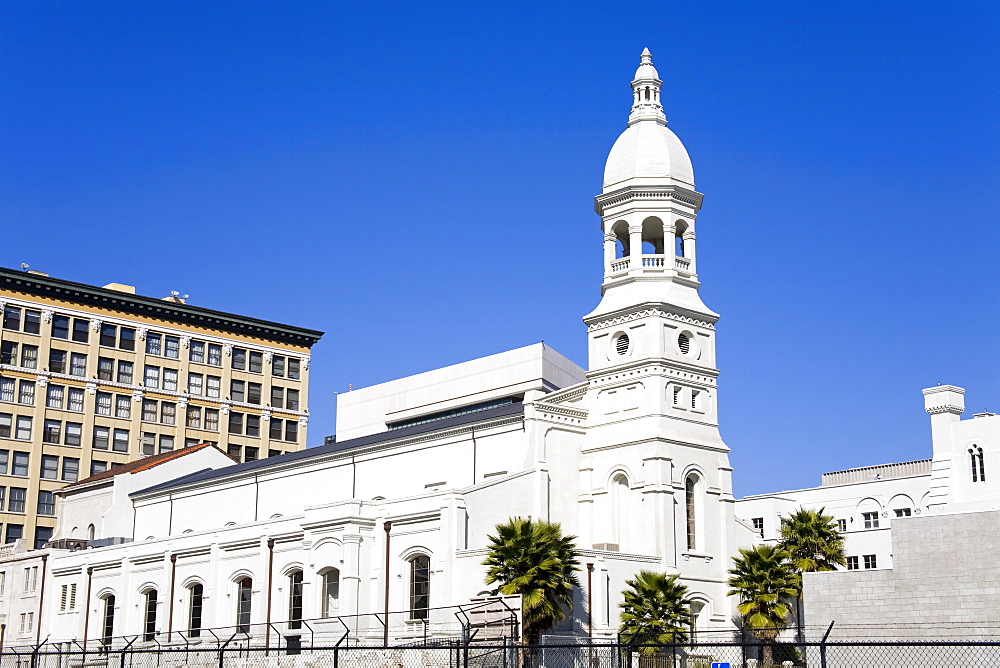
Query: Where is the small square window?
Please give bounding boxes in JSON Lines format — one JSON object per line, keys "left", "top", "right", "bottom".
{"left": 862, "top": 512, "right": 879, "bottom": 529}
{"left": 894, "top": 508, "right": 911, "bottom": 518}
{"left": 846, "top": 556, "right": 859, "bottom": 570}
{"left": 863, "top": 554, "right": 877, "bottom": 569}
{"left": 836, "top": 519, "right": 847, "bottom": 533}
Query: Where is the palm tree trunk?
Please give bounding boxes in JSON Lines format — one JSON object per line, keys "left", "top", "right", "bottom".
{"left": 763, "top": 641, "right": 774, "bottom": 667}
{"left": 796, "top": 591, "right": 804, "bottom": 647}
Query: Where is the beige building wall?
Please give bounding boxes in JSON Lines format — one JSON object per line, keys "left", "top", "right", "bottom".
{"left": 0, "top": 267, "right": 322, "bottom": 550}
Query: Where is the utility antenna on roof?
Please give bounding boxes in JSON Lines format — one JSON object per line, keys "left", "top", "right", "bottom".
{"left": 20, "top": 263, "right": 29, "bottom": 270}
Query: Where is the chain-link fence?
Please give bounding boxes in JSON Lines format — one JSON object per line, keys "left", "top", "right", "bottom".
{"left": 2, "top": 638, "right": 1000, "bottom": 667}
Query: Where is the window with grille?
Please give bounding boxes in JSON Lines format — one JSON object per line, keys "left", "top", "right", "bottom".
{"left": 101, "top": 595, "right": 115, "bottom": 646}
{"left": 614, "top": 333, "right": 630, "bottom": 355}
{"left": 188, "top": 584, "right": 203, "bottom": 638}
{"left": 685, "top": 476, "right": 697, "bottom": 550}
{"left": 408, "top": 555, "right": 430, "bottom": 620}
{"left": 970, "top": 445, "right": 986, "bottom": 482}
{"left": 68, "top": 388, "right": 84, "bottom": 412}
{"left": 143, "top": 590, "right": 157, "bottom": 641}
{"left": 18, "top": 381, "right": 34, "bottom": 405}
{"left": 46, "top": 385, "right": 65, "bottom": 409}
{"left": 678, "top": 333, "right": 691, "bottom": 355}
{"left": 96, "top": 392, "right": 112, "bottom": 416}
{"left": 288, "top": 570, "right": 303, "bottom": 629}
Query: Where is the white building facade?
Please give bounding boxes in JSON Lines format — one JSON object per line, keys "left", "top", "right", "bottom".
{"left": 0, "top": 50, "right": 741, "bottom": 649}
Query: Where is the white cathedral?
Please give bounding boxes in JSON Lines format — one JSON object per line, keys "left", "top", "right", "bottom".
{"left": 0, "top": 50, "right": 996, "bottom": 649}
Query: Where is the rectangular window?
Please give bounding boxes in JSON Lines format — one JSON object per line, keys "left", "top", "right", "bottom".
{"left": 0, "top": 341, "right": 16, "bottom": 365}
{"left": 23, "top": 310, "right": 41, "bottom": 335}
{"left": 162, "top": 368, "right": 178, "bottom": 392}
{"left": 12, "top": 451, "right": 29, "bottom": 475}
{"left": 189, "top": 340, "right": 205, "bottom": 363}
{"left": 146, "top": 333, "right": 162, "bottom": 356}
{"left": 33, "top": 527, "right": 52, "bottom": 551}
{"left": 160, "top": 402, "right": 176, "bottom": 426}
{"left": 62, "top": 457, "right": 80, "bottom": 482}
{"left": 117, "top": 360, "right": 133, "bottom": 384}
{"left": 65, "top": 422, "right": 82, "bottom": 446}
{"left": 229, "top": 412, "right": 243, "bottom": 435}
{"left": 141, "top": 433, "right": 156, "bottom": 456}
{"left": 37, "top": 491, "right": 56, "bottom": 516}
{"left": 247, "top": 383, "right": 261, "bottom": 405}
{"left": 244, "top": 446, "right": 259, "bottom": 462}
{"left": 0, "top": 570, "right": 5, "bottom": 596}
{"left": 18, "top": 380, "right": 35, "bottom": 405}
{"left": 0, "top": 415, "right": 9, "bottom": 439}
{"left": 164, "top": 336, "right": 180, "bottom": 359}
{"left": 93, "top": 426, "right": 110, "bottom": 450}
{"left": 272, "top": 355, "right": 285, "bottom": 377}
{"left": 228, "top": 444, "right": 242, "bottom": 459}
{"left": 270, "top": 386, "right": 283, "bottom": 408}
{"left": 67, "top": 388, "right": 84, "bottom": 412}
{"left": 230, "top": 380, "right": 245, "bottom": 403}
{"left": 20, "top": 345, "right": 38, "bottom": 369}
{"left": 43, "top": 421, "right": 62, "bottom": 445}
{"left": 70, "top": 353, "right": 87, "bottom": 377}
{"left": 232, "top": 348, "right": 246, "bottom": 370}
{"left": 2, "top": 307, "right": 20, "bottom": 331}
{"left": 49, "top": 349, "right": 67, "bottom": 374}
{"left": 15, "top": 417, "right": 31, "bottom": 441}
{"left": 862, "top": 512, "right": 879, "bottom": 529}
{"left": 115, "top": 395, "right": 131, "bottom": 419}
{"left": 188, "top": 374, "right": 203, "bottom": 396}
{"left": 246, "top": 415, "right": 260, "bottom": 437}
{"left": 286, "top": 389, "right": 299, "bottom": 411}
{"left": 288, "top": 358, "right": 301, "bottom": 380}
{"left": 285, "top": 421, "right": 298, "bottom": 443}
{"left": 5, "top": 524, "right": 22, "bottom": 544}
{"left": 186, "top": 406, "right": 202, "bottom": 429}
{"left": 98, "top": 357, "right": 115, "bottom": 381}
{"left": 52, "top": 315, "right": 70, "bottom": 339}
{"left": 100, "top": 324, "right": 117, "bottom": 348}
{"left": 204, "top": 409, "right": 219, "bottom": 431}
{"left": 894, "top": 508, "right": 912, "bottom": 517}
{"left": 207, "top": 344, "right": 222, "bottom": 367}
{"left": 46, "top": 385, "right": 65, "bottom": 409}
{"left": 159, "top": 435, "right": 174, "bottom": 453}
{"left": 91, "top": 461, "right": 108, "bottom": 476}
{"left": 119, "top": 327, "right": 136, "bottom": 351}
{"left": 41, "top": 454, "right": 59, "bottom": 479}
{"left": 863, "top": 554, "right": 877, "bottom": 569}
{"left": 72, "top": 318, "right": 90, "bottom": 343}
{"left": 144, "top": 366, "right": 159, "bottom": 389}
{"left": 0, "top": 486, "right": 5, "bottom": 510}
{"left": 95, "top": 392, "right": 112, "bottom": 416}
{"left": 751, "top": 517, "right": 764, "bottom": 536}
{"left": 269, "top": 419, "right": 282, "bottom": 441}
{"left": 142, "top": 400, "right": 158, "bottom": 422}
{"left": 112, "top": 429, "right": 129, "bottom": 453}
{"left": 206, "top": 376, "right": 221, "bottom": 398}
{"left": 248, "top": 351, "right": 263, "bottom": 374}
{"left": 9, "top": 488, "right": 26, "bottom": 513}
{"left": 0, "top": 378, "right": 12, "bottom": 403}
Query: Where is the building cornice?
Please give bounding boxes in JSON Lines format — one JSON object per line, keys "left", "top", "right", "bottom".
{"left": 594, "top": 184, "right": 704, "bottom": 217}
{"left": 0, "top": 267, "right": 323, "bottom": 347}
{"left": 584, "top": 304, "right": 717, "bottom": 331}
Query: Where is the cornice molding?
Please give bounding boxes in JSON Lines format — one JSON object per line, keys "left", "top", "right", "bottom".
{"left": 595, "top": 185, "right": 704, "bottom": 216}
{"left": 585, "top": 306, "right": 716, "bottom": 332}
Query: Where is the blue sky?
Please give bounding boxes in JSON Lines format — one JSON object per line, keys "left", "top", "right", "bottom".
{"left": 2, "top": 1, "right": 998, "bottom": 497}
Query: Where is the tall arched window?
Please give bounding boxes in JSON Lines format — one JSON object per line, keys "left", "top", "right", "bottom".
{"left": 287, "top": 570, "right": 303, "bottom": 630}
{"left": 100, "top": 594, "right": 115, "bottom": 647}
{"left": 685, "top": 476, "right": 697, "bottom": 551}
{"left": 321, "top": 568, "right": 340, "bottom": 618}
{"left": 970, "top": 446, "right": 986, "bottom": 482}
{"left": 236, "top": 578, "right": 252, "bottom": 633}
{"left": 142, "top": 589, "right": 157, "bottom": 642}
{"left": 187, "top": 583, "right": 203, "bottom": 638}
{"left": 87, "top": 524, "right": 95, "bottom": 541}
{"left": 611, "top": 474, "right": 629, "bottom": 547}
{"left": 408, "top": 555, "right": 430, "bottom": 620}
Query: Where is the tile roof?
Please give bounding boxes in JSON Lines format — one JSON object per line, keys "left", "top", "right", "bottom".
{"left": 59, "top": 442, "right": 235, "bottom": 492}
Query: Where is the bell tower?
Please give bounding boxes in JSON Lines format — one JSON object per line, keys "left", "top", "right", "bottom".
{"left": 577, "top": 49, "right": 734, "bottom": 633}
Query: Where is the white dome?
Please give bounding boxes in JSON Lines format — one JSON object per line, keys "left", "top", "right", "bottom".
{"left": 602, "top": 120, "right": 695, "bottom": 190}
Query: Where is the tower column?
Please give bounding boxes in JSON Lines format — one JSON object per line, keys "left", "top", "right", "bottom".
{"left": 628, "top": 224, "right": 643, "bottom": 271}
{"left": 663, "top": 219, "right": 676, "bottom": 268}
{"left": 683, "top": 229, "right": 697, "bottom": 275}
{"left": 603, "top": 233, "right": 616, "bottom": 279}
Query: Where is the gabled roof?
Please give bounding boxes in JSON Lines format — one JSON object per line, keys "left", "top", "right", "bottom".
{"left": 58, "top": 442, "right": 235, "bottom": 494}
{"left": 133, "top": 401, "right": 525, "bottom": 497}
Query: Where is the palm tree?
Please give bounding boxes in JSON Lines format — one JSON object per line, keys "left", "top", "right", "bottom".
{"left": 482, "top": 517, "right": 581, "bottom": 645}
{"left": 778, "top": 507, "right": 846, "bottom": 644}
{"left": 619, "top": 571, "right": 690, "bottom": 654}
{"left": 727, "top": 544, "right": 798, "bottom": 666}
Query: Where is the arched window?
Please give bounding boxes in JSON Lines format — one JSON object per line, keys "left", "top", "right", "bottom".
{"left": 611, "top": 474, "right": 629, "bottom": 546}
{"left": 187, "top": 583, "right": 203, "bottom": 638}
{"left": 321, "top": 568, "right": 340, "bottom": 618}
{"left": 685, "top": 476, "right": 697, "bottom": 551}
{"left": 970, "top": 446, "right": 986, "bottom": 482}
{"left": 675, "top": 221, "right": 688, "bottom": 257}
{"left": 87, "top": 524, "right": 95, "bottom": 541}
{"left": 142, "top": 589, "right": 157, "bottom": 642}
{"left": 100, "top": 595, "right": 115, "bottom": 647}
{"left": 236, "top": 578, "right": 252, "bottom": 633}
{"left": 408, "top": 555, "right": 430, "bottom": 620}
{"left": 287, "top": 570, "right": 303, "bottom": 630}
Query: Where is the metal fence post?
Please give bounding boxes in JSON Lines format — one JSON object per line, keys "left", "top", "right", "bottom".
{"left": 819, "top": 621, "right": 835, "bottom": 668}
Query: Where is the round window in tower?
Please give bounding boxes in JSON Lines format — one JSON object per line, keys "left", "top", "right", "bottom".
{"left": 614, "top": 333, "right": 630, "bottom": 356}
{"left": 678, "top": 332, "right": 691, "bottom": 355}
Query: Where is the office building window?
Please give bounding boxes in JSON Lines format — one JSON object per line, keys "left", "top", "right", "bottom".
{"left": 15, "top": 417, "right": 31, "bottom": 441}
{"left": 115, "top": 395, "right": 131, "bottom": 419}
{"left": 272, "top": 356, "right": 286, "bottom": 377}
{"left": 186, "top": 406, "right": 202, "bottom": 429}
{"left": 49, "top": 349, "right": 67, "bottom": 374}
{"left": 288, "top": 358, "right": 300, "bottom": 379}
{"left": 43, "top": 421, "right": 62, "bottom": 445}
{"left": 230, "top": 381, "right": 245, "bottom": 403}
{"left": 248, "top": 351, "right": 263, "bottom": 374}
{"left": 247, "top": 383, "right": 261, "bottom": 405}
{"left": 246, "top": 415, "right": 260, "bottom": 438}
{"left": 244, "top": 446, "right": 258, "bottom": 462}
{"left": 52, "top": 315, "right": 70, "bottom": 339}
{"left": 65, "top": 422, "right": 82, "bottom": 446}
{"left": 0, "top": 378, "right": 13, "bottom": 403}
{"left": 141, "top": 399, "right": 157, "bottom": 422}
{"left": 9, "top": 488, "right": 26, "bottom": 513}
{"left": 207, "top": 344, "right": 222, "bottom": 367}
{"left": 41, "top": 454, "right": 59, "bottom": 479}
{"left": 37, "top": 491, "right": 56, "bottom": 516}
{"left": 189, "top": 341, "right": 205, "bottom": 363}
{"left": 46, "top": 385, "right": 65, "bottom": 409}
{"left": 12, "top": 452, "right": 29, "bottom": 476}
{"left": 17, "top": 380, "right": 35, "bottom": 406}
{"left": 206, "top": 376, "right": 221, "bottom": 398}
{"left": 117, "top": 361, "right": 134, "bottom": 384}
{"left": 188, "top": 374, "right": 203, "bottom": 396}
{"left": 159, "top": 435, "right": 174, "bottom": 453}
{"left": 98, "top": 357, "right": 115, "bottom": 381}
{"left": 229, "top": 413, "right": 243, "bottom": 435}
{"left": 72, "top": 318, "right": 89, "bottom": 343}
{"left": 113, "top": 429, "right": 129, "bottom": 453}
{"left": 204, "top": 409, "right": 219, "bottom": 432}
{"left": 162, "top": 369, "right": 178, "bottom": 392}
{"left": 20, "top": 345, "right": 38, "bottom": 369}
{"left": 0, "top": 342, "right": 17, "bottom": 365}
{"left": 70, "top": 353, "right": 87, "bottom": 377}
{"left": 91, "top": 461, "right": 108, "bottom": 476}
{"left": 68, "top": 388, "right": 84, "bottom": 412}
{"left": 96, "top": 392, "right": 112, "bottom": 416}
{"left": 0, "top": 415, "right": 10, "bottom": 439}
{"left": 144, "top": 366, "right": 159, "bottom": 389}
{"left": 160, "top": 402, "right": 176, "bottom": 426}
{"left": 164, "top": 337, "right": 180, "bottom": 359}
{"left": 34, "top": 527, "right": 53, "bottom": 551}
{"left": 5, "top": 524, "right": 22, "bottom": 544}
{"left": 62, "top": 457, "right": 79, "bottom": 482}
{"left": 100, "top": 324, "right": 117, "bottom": 347}
{"left": 863, "top": 554, "right": 877, "bottom": 569}
{"left": 93, "top": 426, "right": 110, "bottom": 450}
{"left": 146, "top": 333, "right": 162, "bottom": 356}
{"left": 141, "top": 433, "right": 156, "bottom": 456}
{"left": 862, "top": 512, "right": 879, "bottom": 529}
{"left": 232, "top": 348, "right": 246, "bottom": 371}
{"left": 0, "top": 486, "right": 5, "bottom": 510}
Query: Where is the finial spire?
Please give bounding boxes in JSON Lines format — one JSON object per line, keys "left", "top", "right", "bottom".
{"left": 628, "top": 48, "right": 666, "bottom": 126}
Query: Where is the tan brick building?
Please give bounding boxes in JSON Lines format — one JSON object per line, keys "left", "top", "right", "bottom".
{"left": 0, "top": 266, "right": 323, "bottom": 549}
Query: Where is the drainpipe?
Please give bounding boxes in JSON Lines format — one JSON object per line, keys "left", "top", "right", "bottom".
{"left": 81, "top": 567, "right": 94, "bottom": 653}
{"left": 167, "top": 554, "right": 177, "bottom": 642}
{"left": 1, "top": 623, "right": 6, "bottom": 654}
{"left": 586, "top": 563, "right": 594, "bottom": 638}
{"left": 264, "top": 538, "right": 275, "bottom": 656}
{"left": 383, "top": 521, "right": 392, "bottom": 646}
{"left": 36, "top": 553, "right": 49, "bottom": 645}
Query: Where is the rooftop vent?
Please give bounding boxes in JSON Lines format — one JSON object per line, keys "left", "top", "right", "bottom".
{"left": 973, "top": 411, "right": 996, "bottom": 418}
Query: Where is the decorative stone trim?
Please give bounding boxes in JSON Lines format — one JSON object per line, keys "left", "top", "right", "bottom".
{"left": 587, "top": 307, "right": 715, "bottom": 333}
{"left": 41, "top": 309, "right": 53, "bottom": 323}
{"left": 926, "top": 405, "right": 964, "bottom": 415}
{"left": 89, "top": 318, "right": 102, "bottom": 332}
